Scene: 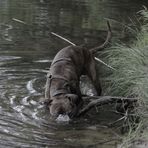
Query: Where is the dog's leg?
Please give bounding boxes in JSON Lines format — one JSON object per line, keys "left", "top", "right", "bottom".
{"left": 86, "top": 59, "right": 102, "bottom": 96}
{"left": 45, "top": 77, "right": 51, "bottom": 100}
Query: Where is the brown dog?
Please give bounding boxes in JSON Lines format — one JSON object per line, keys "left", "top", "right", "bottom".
{"left": 45, "top": 22, "right": 111, "bottom": 118}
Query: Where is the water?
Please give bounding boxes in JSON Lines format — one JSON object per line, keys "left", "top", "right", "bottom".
{"left": 0, "top": 0, "right": 148, "bottom": 147}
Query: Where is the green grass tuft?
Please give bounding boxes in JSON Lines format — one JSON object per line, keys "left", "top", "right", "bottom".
{"left": 100, "top": 8, "right": 148, "bottom": 147}
{"left": 102, "top": 9, "right": 148, "bottom": 104}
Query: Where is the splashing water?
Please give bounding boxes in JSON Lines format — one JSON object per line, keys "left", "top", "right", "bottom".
{"left": 56, "top": 114, "right": 70, "bottom": 123}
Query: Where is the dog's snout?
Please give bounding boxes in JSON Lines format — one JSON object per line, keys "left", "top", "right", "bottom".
{"left": 58, "top": 108, "right": 65, "bottom": 115}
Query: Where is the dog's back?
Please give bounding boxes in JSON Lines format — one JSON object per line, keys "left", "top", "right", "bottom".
{"left": 51, "top": 45, "right": 92, "bottom": 80}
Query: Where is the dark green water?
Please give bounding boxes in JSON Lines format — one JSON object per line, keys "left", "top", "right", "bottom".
{"left": 0, "top": 0, "right": 147, "bottom": 147}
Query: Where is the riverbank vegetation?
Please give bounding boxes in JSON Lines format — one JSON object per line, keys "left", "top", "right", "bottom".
{"left": 100, "top": 8, "right": 148, "bottom": 147}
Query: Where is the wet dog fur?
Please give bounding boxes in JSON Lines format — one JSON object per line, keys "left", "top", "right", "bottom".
{"left": 45, "top": 45, "right": 101, "bottom": 118}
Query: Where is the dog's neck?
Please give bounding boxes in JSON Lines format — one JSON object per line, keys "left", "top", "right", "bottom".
{"left": 47, "top": 74, "right": 71, "bottom": 97}
{"left": 51, "top": 58, "right": 71, "bottom": 67}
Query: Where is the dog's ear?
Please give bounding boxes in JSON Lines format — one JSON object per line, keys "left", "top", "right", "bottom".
{"left": 65, "top": 94, "right": 79, "bottom": 104}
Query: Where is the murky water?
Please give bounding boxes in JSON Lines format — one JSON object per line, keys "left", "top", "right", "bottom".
{"left": 0, "top": 0, "right": 148, "bottom": 147}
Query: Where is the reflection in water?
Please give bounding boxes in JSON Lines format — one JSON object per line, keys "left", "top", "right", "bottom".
{"left": 0, "top": 0, "right": 148, "bottom": 147}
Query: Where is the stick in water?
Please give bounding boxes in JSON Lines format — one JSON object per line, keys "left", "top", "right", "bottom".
{"left": 95, "top": 57, "right": 116, "bottom": 70}
{"left": 12, "top": 18, "right": 26, "bottom": 24}
{"left": 51, "top": 32, "right": 76, "bottom": 46}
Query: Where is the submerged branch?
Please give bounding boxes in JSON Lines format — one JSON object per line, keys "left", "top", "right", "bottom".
{"left": 77, "top": 96, "right": 138, "bottom": 117}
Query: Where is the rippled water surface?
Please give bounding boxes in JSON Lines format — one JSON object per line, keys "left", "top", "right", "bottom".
{"left": 0, "top": 0, "right": 148, "bottom": 147}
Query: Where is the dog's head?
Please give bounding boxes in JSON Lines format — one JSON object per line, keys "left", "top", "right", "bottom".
{"left": 47, "top": 94, "right": 80, "bottom": 118}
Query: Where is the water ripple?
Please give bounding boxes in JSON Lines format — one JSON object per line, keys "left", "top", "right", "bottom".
{"left": 26, "top": 79, "right": 37, "bottom": 94}
{"left": 21, "top": 96, "right": 30, "bottom": 106}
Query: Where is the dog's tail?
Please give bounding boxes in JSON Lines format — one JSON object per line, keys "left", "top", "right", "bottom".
{"left": 90, "top": 21, "right": 112, "bottom": 54}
